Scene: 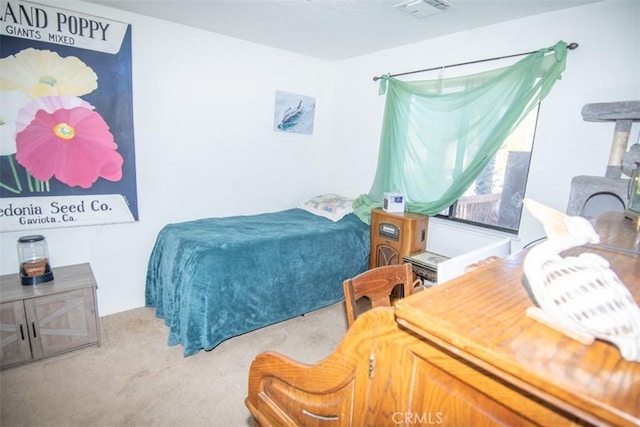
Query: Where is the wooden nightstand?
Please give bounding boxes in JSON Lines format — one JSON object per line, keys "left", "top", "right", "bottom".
{"left": 0, "top": 263, "right": 100, "bottom": 369}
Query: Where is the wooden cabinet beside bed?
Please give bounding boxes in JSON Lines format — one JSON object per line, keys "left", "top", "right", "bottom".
{"left": 245, "top": 212, "right": 640, "bottom": 426}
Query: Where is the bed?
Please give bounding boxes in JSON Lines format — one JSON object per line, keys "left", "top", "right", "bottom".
{"left": 145, "top": 196, "right": 370, "bottom": 356}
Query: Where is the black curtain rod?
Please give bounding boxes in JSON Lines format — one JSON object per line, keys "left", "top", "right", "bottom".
{"left": 372, "top": 42, "right": 579, "bottom": 81}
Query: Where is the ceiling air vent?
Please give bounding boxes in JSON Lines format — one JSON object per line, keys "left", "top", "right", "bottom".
{"left": 393, "top": 0, "right": 453, "bottom": 18}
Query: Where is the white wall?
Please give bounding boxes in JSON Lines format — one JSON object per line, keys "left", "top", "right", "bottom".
{"left": 2, "top": 1, "right": 638, "bottom": 316}
{"left": 329, "top": 0, "right": 640, "bottom": 253}
{"left": 0, "top": 0, "right": 337, "bottom": 315}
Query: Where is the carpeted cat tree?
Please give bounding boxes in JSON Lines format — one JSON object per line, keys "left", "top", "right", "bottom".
{"left": 566, "top": 100, "right": 640, "bottom": 217}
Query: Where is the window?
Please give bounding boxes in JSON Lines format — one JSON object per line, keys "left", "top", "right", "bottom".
{"left": 354, "top": 42, "right": 567, "bottom": 228}
{"left": 437, "top": 106, "right": 539, "bottom": 233}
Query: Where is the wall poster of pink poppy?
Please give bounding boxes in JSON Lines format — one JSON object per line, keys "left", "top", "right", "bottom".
{"left": 0, "top": 1, "right": 138, "bottom": 231}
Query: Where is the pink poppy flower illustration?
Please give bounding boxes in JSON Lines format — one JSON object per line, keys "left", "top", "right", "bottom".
{"left": 15, "top": 106, "right": 123, "bottom": 189}
{"left": 16, "top": 95, "right": 94, "bottom": 135}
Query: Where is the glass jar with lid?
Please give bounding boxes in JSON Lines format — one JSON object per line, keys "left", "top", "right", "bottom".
{"left": 17, "top": 235, "right": 54, "bottom": 285}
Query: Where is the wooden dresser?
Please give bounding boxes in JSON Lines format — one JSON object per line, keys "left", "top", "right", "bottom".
{"left": 0, "top": 263, "right": 100, "bottom": 370}
{"left": 245, "top": 213, "right": 640, "bottom": 426}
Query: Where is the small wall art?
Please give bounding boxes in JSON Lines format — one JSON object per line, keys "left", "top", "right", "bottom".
{"left": 273, "top": 90, "right": 316, "bottom": 135}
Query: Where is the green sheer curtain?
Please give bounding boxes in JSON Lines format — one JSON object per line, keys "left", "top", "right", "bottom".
{"left": 353, "top": 41, "right": 568, "bottom": 224}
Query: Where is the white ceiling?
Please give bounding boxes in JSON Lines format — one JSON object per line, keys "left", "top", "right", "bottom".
{"left": 83, "top": 0, "right": 599, "bottom": 61}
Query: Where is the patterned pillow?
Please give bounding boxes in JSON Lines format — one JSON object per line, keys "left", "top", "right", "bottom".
{"left": 298, "top": 194, "right": 354, "bottom": 222}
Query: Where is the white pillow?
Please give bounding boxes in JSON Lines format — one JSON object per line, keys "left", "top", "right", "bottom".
{"left": 298, "top": 194, "right": 354, "bottom": 222}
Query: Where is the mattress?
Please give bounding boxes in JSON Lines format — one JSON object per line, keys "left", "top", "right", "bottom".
{"left": 145, "top": 208, "right": 370, "bottom": 356}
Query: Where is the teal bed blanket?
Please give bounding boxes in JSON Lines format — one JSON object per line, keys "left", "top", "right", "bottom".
{"left": 145, "top": 208, "right": 370, "bottom": 356}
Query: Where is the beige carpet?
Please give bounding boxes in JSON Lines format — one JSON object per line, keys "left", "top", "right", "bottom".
{"left": 0, "top": 302, "right": 349, "bottom": 427}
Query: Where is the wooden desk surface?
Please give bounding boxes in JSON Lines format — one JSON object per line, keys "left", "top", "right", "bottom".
{"left": 395, "top": 213, "right": 640, "bottom": 426}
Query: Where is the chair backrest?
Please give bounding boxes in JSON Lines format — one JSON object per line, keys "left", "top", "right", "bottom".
{"left": 343, "top": 263, "right": 414, "bottom": 328}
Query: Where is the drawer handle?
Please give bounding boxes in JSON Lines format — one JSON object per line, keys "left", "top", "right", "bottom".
{"left": 302, "top": 409, "right": 338, "bottom": 421}
{"left": 31, "top": 322, "right": 37, "bottom": 338}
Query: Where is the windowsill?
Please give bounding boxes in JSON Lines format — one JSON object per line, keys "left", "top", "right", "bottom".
{"left": 429, "top": 215, "right": 520, "bottom": 242}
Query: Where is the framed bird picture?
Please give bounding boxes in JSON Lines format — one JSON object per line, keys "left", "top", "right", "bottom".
{"left": 273, "top": 90, "right": 316, "bottom": 135}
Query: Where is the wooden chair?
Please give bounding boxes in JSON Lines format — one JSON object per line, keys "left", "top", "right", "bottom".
{"left": 343, "top": 263, "right": 414, "bottom": 328}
